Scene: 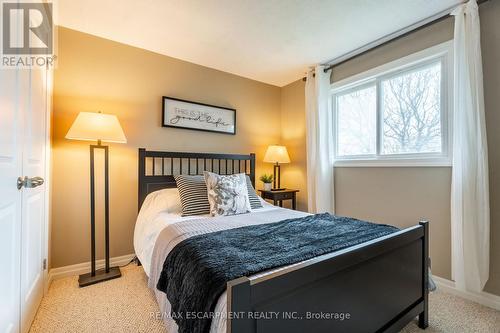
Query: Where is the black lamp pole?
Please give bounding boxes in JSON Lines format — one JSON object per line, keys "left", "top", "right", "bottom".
{"left": 272, "top": 162, "right": 285, "bottom": 191}
{"left": 78, "top": 139, "right": 121, "bottom": 287}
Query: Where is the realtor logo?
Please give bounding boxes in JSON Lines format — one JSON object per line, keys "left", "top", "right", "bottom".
{"left": 2, "top": 1, "right": 56, "bottom": 68}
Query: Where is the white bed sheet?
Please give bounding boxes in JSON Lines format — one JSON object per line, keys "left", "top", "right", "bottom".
{"left": 134, "top": 211, "right": 206, "bottom": 277}
{"left": 134, "top": 197, "right": 277, "bottom": 278}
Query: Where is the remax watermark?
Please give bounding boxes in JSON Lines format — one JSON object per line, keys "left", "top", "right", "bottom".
{"left": 1, "top": 1, "right": 56, "bottom": 68}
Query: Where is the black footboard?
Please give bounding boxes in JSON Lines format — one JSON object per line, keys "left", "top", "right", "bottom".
{"left": 227, "top": 221, "right": 429, "bottom": 333}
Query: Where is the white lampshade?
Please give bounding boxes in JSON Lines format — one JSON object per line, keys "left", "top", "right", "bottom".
{"left": 66, "top": 112, "right": 127, "bottom": 143}
{"left": 263, "top": 145, "right": 290, "bottom": 164}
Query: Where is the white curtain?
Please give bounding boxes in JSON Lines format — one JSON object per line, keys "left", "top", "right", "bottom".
{"left": 305, "top": 66, "right": 334, "bottom": 213}
{"left": 451, "top": 0, "right": 490, "bottom": 293}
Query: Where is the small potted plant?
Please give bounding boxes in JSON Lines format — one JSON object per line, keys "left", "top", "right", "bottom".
{"left": 260, "top": 174, "right": 273, "bottom": 191}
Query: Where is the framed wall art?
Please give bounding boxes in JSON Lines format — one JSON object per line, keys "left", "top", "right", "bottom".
{"left": 162, "top": 96, "right": 236, "bottom": 135}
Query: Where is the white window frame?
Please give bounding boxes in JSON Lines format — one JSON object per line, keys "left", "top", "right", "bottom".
{"left": 331, "top": 41, "right": 453, "bottom": 167}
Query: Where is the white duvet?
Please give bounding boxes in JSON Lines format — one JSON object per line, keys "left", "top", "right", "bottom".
{"left": 134, "top": 189, "right": 309, "bottom": 333}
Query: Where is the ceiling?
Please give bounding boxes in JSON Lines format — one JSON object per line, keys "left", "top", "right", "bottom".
{"left": 56, "top": 0, "right": 461, "bottom": 87}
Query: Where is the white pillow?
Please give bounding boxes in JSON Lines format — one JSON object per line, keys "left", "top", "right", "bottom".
{"left": 138, "top": 188, "right": 182, "bottom": 222}
{"left": 203, "top": 171, "right": 251, "bottom": 216}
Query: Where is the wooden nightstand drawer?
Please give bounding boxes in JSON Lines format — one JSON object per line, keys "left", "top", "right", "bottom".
{"left": 278, "top": 191, "right": 294, "bottom": 200}
{"left": 259, "top": 189, "right": 299, "bottom": 210}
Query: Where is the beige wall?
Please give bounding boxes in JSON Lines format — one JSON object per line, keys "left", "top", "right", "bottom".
{"left": 480, "top": 0, "right": 500, "bottom": 295}
{"left": 334, "top": 168, "right": 452, "bottom": 281}
{"left": 280, "top": 2, "right": 500, "bottom": 295}
{"left": 280, "top": 79, "right": 307, "bottom": 211}
{"left": 51, "top": 27, "right": 281, "bottom": 268}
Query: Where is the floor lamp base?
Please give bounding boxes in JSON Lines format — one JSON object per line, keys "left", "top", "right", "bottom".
{"left": 78, "top": 266, "right": 121, "bottom": 287}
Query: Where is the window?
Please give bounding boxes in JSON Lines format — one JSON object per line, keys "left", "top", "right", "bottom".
{"left": 332, "top": 43, "right": 451, "bottom": 166}
{"left": 337, "top": 84, "right": 377, "bottom": 156}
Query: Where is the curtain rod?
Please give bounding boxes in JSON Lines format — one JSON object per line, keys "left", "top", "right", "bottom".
{"left": 302, "top": 0, "right": 489, "bottom": 81}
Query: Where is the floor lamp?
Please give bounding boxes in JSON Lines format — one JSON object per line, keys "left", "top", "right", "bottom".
{"left": 66, "top": 111, "right": 127, "bottom": 287}
{"left": 263, "top": 145, "right": 290, "bottom": 191}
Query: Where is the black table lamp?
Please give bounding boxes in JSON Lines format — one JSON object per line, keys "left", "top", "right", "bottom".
{"left": 66, "top": 111, "right": 126, "bottom": 287}
{"left": 263, "top": 145, "right": 290, "bottom": 191}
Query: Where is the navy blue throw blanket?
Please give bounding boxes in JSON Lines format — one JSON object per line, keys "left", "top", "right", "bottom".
{"left": 156, "top": 213, "right": 399, "bottom": 333}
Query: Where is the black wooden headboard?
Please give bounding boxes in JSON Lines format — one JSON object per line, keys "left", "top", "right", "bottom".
{"left": 138, "top": 148, "right": 256, "bottom": 211}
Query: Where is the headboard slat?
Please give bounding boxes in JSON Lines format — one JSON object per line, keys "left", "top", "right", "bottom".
{"left": 138, "top": 148, "right": 256, "bottom": 211}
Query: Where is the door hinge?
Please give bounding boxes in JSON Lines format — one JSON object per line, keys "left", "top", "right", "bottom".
{"left": 43, "top": 259, "right": 47, "bottom": 270}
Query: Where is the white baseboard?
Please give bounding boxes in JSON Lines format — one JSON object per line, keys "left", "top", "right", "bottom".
{"left": 47, "top": 253, "right": 136, "bottom": 288}
{"left": 433, "top": 276, "right": 500, "bottom": 311}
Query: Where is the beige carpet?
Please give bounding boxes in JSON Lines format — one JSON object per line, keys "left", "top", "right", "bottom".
{"left": 30, "top": 265, "right": 500, "bottom": 333}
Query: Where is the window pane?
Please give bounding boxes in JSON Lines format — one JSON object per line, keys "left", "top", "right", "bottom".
{"left": 381, "top": 62, "right": 442, "bottom": 155}
{"left": 336, "top": 85, "right": 377, "bottom": 156}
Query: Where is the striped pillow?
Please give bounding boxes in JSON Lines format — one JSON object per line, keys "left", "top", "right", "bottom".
{"left": 245, "top": 176, "right": 263, "bottom": 209}
{"left": 175, "top": 175, "right": 210, "bottom": 216}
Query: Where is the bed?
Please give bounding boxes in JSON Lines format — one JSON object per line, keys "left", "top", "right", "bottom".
{"left": 135, "top": 148, "right": 429, "bottom": 333}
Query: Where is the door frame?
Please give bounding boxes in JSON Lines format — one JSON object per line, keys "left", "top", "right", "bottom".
{"left": 43, "top": 67, "right": 53, "bottom": 294}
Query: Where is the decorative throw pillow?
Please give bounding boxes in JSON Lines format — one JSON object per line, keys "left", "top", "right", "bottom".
{"left": 204, "top": 171, "right": 251, "bottom": 216}
{"left": 175, "top": 175, "right": 211, "bottom": 216}
{"left": 245, "top": 175, "right": 263, "bottom": 209}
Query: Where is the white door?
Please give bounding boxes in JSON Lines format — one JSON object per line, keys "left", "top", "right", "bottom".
{"left": 0, "top": 68, "right": 23, "bottom": 333}
{"left": 0, "top": 67, "right": 48, "bottom": 333}
{"left": 20, "top": 67, "right": 47, "bottom": 333}
{"left": 0, "top": 57, "right": 49, "bottom": 333}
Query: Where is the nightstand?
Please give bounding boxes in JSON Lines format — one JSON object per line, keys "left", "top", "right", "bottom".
{"left": 259, "top": 189, "right": 299, "bottom": 210}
